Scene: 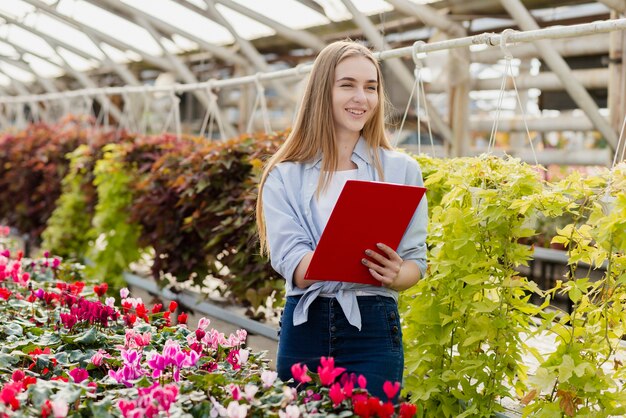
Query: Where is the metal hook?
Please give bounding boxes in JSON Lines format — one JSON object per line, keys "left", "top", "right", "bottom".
{"left": 499, "top": 28, "right": 517, "bottom": 60}
{"left": 412, "top": 40, "right": 426, "bottom": 69}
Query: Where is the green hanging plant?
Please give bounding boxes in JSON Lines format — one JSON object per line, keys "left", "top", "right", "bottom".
{"left": 522, "top": 164, "right": 626, "bottom": 417}
{"left": 42, "top": 145, "right": 96, "bottom": 260}
{"left": 401, "top": 155, "right": 547, "bottom": 417}
{"left": 86, "top": 143, "right": 144, "bottom": 291}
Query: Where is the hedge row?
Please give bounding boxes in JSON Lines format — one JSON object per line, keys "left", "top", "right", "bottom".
{"left": 0, "top": 117, "right": 283, "bottom": 312}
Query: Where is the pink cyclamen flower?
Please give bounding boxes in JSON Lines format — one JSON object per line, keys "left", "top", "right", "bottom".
{"left": 51, "top": 398, "right": 69, "bottom": 417}
{"left": 329, "top": 382, "right": 345, "bottom": 406}
{"left": 69, "top": 368, "right": 89, "bottom": 383}
{"left": 383, "top": 380, "right": 401, "bottom": 399}
{"left": 226, "top": 401, "right": 248, "bottom": 418}
{"left": 278, "top": 405, "right": 301, "bottom": 418}
{"left": 244, "top": 384, "right": 258, "bottom": 401}
{"left": 317, "top": 357, "right": 346, "bottom": 386}
{"left": 120, "top": 288, "right": 130, "bottom": 299}
{"left": 91, "top": 349, "right": 110, "bottom": 367}
{"left": 357, "top": 374, "right": 367, "bottom": 389}
{"left": 198, "top": 317, "right": 211, "bottom": 330}
{"left": 290, "top": 363, "right": 311, "bottom": 384}
{"left": 261, "top": 370, "right": 277, "bottom": 388}
{"left": 227, "top": 384, "right": 241, "bottom": 400}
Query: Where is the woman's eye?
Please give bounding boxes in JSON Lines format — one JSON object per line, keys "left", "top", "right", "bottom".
{"left": 367, "top": 86, "right": 377, "bottom": 91}
{"left": 340, "top": 84, "right": 352, "bottom": 88}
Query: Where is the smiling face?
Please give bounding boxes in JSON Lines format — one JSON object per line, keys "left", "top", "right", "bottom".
{"left": 331, "top": 55, "right": 379, "bottom": 142}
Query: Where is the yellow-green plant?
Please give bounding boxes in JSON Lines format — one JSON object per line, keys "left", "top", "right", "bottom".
{"left": 42, "top": 145, "right": 95, "bottom": 260}
{"left": 522, "top": 164, "right": 626, "bottom": 417}
{"left": 401, "top": 155, "right": 546, "bottom": 417}
{"left": 86, "top": 144, "right": 144, "bottom": 290}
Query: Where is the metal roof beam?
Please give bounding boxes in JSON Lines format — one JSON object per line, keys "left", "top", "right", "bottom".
{"left": 0, "top": 37, "right": 68, "bottom": 91}
{"left": 0, "top": 57, "right": 59, "bottom": 93}
{"left": 293, "top": 0, "right": 326, "bottom": 16}
{"left": 201, "top": 0, "right": 294, "bottom": 102}
{"left": 19, "top": 0, "right": 174, "bottom": 71}
{"left": 0, "top": 14, "right": 100, "bottom": 63}
{"left": 84, "top": 33, "right": 141, "bottom": 87}
{"left": 174, "top": 0, "right": 324, "bottom": 51}
{"left": 87, "top": 0, "right": 248, "bottom": 67}
{"left": 338, "top": 0, "right": 452, "bottom": 144}
{"left": 132, "top": 14, "right": 237, "bottom": 138}
{"left": 500, "top": 0, "right": 618, "bottom": 150}
{"left": 385, "top": 0, "right": 466, "bottom": 37}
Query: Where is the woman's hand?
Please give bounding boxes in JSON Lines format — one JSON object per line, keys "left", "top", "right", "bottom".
{"left": 362, "top": 243, "right": 421, "bottom": 291}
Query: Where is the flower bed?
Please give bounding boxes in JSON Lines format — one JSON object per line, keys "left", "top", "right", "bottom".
{"left": 0, "top": 229, "right": 418, "bottom": 417}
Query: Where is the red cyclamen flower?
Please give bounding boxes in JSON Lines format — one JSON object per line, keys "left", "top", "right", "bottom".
{"left": 290, "top": 363, "right": 312, "bottom": 383}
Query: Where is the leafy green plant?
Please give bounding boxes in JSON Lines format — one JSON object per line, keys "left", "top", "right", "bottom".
{"left": 401, "top": 155, "right": 547, "bottom": 417}
{"left": 86, "top": 143, "right": 144, "bottom": 291}
{"left": 522, "top": 164, "right": 626, "bottom": 417}
{"left": 42, "top": 145, "right": 96, "bottom": 260}
{"left": 0, "top": 244, "right": 419, "bottom": 418}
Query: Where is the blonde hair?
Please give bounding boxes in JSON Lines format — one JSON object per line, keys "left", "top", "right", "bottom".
{"left": 256, "top": 40, "right": 392, "bottom": 255}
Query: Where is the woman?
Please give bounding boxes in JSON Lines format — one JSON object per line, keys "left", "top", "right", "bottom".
{"left": 256, "top": 40, "right": 428, "bottom": 400}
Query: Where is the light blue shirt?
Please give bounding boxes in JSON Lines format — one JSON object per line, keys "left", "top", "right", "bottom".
{"left": 262, "top": 137, "right": 428, "bottom": 330}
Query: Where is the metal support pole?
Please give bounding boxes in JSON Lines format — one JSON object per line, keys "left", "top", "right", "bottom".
{"left": 608, "top": 10, "right": 626, "bottom": 162}
{"left": 500, "top": 0, "right": 619, "bottom": 150}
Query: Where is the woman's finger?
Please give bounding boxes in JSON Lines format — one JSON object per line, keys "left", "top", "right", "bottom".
{"left": 375, "top": 243, "right": 403, "bottom": 263}
{"left": 361, "top": 257, "right": 386, "bottom": 275}
{"left": 364, "top": 249, "right": 393, "bottom": 267}
{"left": 368, "top": 268, "right": 393, "bottom": 287}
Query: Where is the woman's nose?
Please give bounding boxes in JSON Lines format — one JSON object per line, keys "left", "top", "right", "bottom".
{"left": 352, "top": 87, "right": 366, "bottom": 102}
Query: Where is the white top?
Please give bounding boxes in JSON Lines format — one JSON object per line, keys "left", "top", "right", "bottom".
{"left": 315, "top": 169, "right": 358, "bottom": 231}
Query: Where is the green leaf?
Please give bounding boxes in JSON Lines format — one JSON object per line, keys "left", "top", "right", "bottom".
{"left": 4, "top": 323, "right": 23, "bottom": 336}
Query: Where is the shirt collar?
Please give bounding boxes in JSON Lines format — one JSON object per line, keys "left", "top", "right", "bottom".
{"left": 304, "top": 136, "right": 370, "bottom": 170}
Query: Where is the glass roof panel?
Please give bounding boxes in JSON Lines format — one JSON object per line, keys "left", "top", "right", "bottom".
{"left": 121, "top": 0, "right": 235, "bottom": 46}
{"left": 1, "top": 24, "right": 58, "bottom": 58}
{"left": 56, "top": 47, "right": 98, "bottom": 71}
{"left": 227, "top": 0, "right": 329, "bottom": 30}
{"left": 59, "top": 0, "right": 165, "bottom": 56}
{"left": 24, "top": 53, "right": 64, "bottom": 77}
{"left": 215, "top": 4, "right": 275, "bottom": 39}
{"left": 0, "top": 62, "right": 35, "bottom": 83}
{"left": 315, "top": 0, "right": 392, "bottom": 21}
{"left": 25, "top": 12, "right": 104, "bottom": 59}
{"left": 0, "top": 42, "right": 17, "bottom": 58}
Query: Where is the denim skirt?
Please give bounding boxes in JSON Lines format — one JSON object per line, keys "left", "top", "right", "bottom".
{"left": 276, "top": 295, "right": 404, "bottom": 400}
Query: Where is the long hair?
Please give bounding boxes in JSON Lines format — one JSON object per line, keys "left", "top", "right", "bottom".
{"left": 256, "top": 40, "right": 392, "bottom": 255}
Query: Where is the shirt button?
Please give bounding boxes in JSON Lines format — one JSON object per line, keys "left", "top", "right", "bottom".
{"left": 392, "top": 326, "right": 399, "bottom": 334}
{"left": 330, "top": 326, "right": 337, "bottom": 332}
{"left": 390, "top": 312, "right": 396, "bottom": 320}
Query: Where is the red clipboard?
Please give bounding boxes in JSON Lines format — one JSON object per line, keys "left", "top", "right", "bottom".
{"left": 305, "top": 180, "right": 426, "bottom": 286}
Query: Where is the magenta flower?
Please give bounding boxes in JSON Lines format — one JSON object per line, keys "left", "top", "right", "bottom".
{"left": 317, "top": 357, "right": 346, "bottom": 386}
{"left": 146, "top": 340, "right": 199, "bottom": 382}
{"left": 383, "top": 380, "right": 401, "bottom": 399}
{"left": 69, "top": 368, "right": 89, "bottom": 383}
{"left": 290, "top": 363, "right": 311, "bottom": 384}
{"left": 108, "top": 349, "right": 144, "bottom": 387}
{"left": 329, "top": 382, "right": 345, "bottom": 406}
{"left": 117, "top": 383, "right": 178, "bottom": 418}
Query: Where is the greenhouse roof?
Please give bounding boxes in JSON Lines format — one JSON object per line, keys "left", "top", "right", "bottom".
{"left": 0, "top": 0, "right": 612, "bottom": 93}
